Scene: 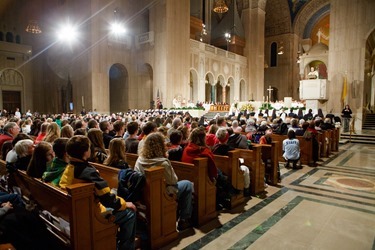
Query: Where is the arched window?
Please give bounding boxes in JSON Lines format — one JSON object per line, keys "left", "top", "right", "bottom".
{"left": 6, "top": 32, "right": 13, "bottom": 42}
{"left": 270, "top": 42, "right": 277, "bottom": 67}
{"left": 16, "top": 35, "right": 21, "bottom": 44}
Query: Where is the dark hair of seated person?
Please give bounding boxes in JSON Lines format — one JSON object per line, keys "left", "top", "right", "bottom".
{"left": 74, "top": 128, "right": 87, "bottom": 136}
{"left": 53, "top": 138, "right": 69, "bottom": 159}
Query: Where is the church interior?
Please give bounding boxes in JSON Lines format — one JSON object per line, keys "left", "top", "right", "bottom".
{"left": 0, "top": 0, "right": 374, "bottom": 128}
{"left": 0, "top": 0, "right": 374, "bottom": 249}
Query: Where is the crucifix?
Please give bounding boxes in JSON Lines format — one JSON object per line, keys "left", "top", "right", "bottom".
{"left": 266, "top": 85, "right": 273, "bottom": 103}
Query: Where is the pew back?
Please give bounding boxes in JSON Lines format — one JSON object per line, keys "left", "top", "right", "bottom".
{"left": 126, "top": 153, "right": 218, "bottom": 226}
{"left": 270, "top": 134, "right": 314, "bottom": 166}
{"left": 237, "top": 146, "right": 264, "bottom": 195}
{"left": 5, "top": 164, "right": 117, "bottom": 250}
{"left": 90, "top": 163, "right": 178, "bottom": 249}
{"left": 213, "top": 150, "right": 244, "bottom": 208}
{"left": 171, "top": 158, "right": 217, "bottom": 226}
{"left": 258, "top": 141, "right": 280, "bottom": 185}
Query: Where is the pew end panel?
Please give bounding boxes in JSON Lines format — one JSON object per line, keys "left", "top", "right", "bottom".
{"left": 213, "top": 150, "right": 245, "bottom": 209}
{"left": 172, "top": 158, "right": 217, "bottom": 226}
{"left": 143, "top": 167, "right": 178, "bottom": 249}
{"left": 91, "top": 162, "right": 179, "bottom": 250}
{"left": 238, "top": 146, "right": 264, "bottom": 196}
{"left": 259, "top": 141, "right": 280, "bottom": 185}
{"left": 9, "top": 169, "right": 117, "bottom": 250}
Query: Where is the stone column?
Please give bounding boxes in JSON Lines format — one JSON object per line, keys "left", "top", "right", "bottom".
{"left": 222, "top": 85, "right": 226, "bottom": 103}
{"left": 242, "top": 1, "right": 266, "bottom": 101}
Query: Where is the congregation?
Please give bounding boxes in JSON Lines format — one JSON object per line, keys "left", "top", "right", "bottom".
{"left": 0, "top": 107, "right": 339, "bottom": 249}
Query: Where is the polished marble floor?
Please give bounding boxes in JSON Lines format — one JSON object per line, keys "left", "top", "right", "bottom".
{"left": 162, "top": 143, "right": 375, "bottom": 250}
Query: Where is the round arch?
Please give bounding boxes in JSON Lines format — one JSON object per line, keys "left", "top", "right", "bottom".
{"left": 109, "top": 63, "right": 129, "bottom": 113}
{"left": 216, "top": 75, "right": 225, "bottom": 103}
{"left": 0, "top": 68, "right": 25, "bottom": 112}
{"left": 304, "top": 60, "right": 327, "bottom": 79}
{"left": 227, "top": 77, "right": 234, "bottom": 104}
{"left": 240, "top": 79, "right": 246, "bottom": 101}
{"left": 189, "top": 68, "right": 198, "bottom": 102}
{"left": 137, "top": 63, "right": 153, "bottom": 109}
{"left": 205, "top": 72, "right": 215, "bottom": 102}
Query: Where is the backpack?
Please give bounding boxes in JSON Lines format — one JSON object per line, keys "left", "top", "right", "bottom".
{"left": 117, "top": 168, "right": 146, "bottom": 202}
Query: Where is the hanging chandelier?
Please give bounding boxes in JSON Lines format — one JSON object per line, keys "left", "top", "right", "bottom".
{"left": 25, "top": 20, "right": 42, "bottom": 34}
{"left": 213, "top": 0, "right": 229, "bottom": 14}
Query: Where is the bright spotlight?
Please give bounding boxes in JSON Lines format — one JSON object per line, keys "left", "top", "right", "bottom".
{"left": 110, "top": 22, "right": 126, "bottom": 35}
{"left": 57, "top": 23, "right": 79, "bottom": 43}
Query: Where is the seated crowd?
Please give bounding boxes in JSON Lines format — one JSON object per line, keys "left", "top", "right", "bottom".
{"left": 0, "top": 107, "right": 338, "bottom": 249}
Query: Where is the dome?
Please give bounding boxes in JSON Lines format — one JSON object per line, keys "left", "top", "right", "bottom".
{"left": 309, "top": 42, "right": 329, "bottom": 55}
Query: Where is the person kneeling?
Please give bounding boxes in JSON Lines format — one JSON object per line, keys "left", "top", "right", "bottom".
{"left": 282, "top": 130, "right": 302, "bottom": 170}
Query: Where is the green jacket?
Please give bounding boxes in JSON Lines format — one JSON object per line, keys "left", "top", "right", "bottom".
{"left": 42, "top": 158, "right": 68, "bottom": 186}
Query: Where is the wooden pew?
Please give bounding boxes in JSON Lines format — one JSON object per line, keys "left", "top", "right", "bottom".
{"left": 258, "top": 141, "right": 280, "bottom": 185}
{"left": 90, "top": 163, "right": 178, "bottom": 250}
{"left": 270, "top": 134, "right": 314, "bottom": 166}
{"left": 7, "top": 167, "right": 117, "bottom": 250}
{"left": 237, "top": 146, "right": 264, "bottom": 195}
{"left": 326, "top": 130, "right": 333, "bottom": 157}
{"left": 319, "top": 130, "right": 328, "bottom": 158}
{"left": 125, "top": 153, "right": 218, "bottom": 226}
{"left": 125, "top": 153, "right": 138, "bottom": 168}
{"left": 332, "top": 128, "right": 339, "bottom": 151}
{"left": 213, "top": 150, "right": 244, "bottom": 209}
{"left": 171, "top": 158, "right": 217, "bottom": 226}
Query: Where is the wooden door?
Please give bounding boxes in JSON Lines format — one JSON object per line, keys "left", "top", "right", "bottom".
{"left": 2, "top": 91, "right": 21, "bottom": 114}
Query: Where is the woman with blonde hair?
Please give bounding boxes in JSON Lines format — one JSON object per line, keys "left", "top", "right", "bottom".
{"left": 103, "top": 138, "right": 129, "bottom": 169}
{"left": 60, "top": 124, "right": 74, "bottom": 138}
{"left": 87, "top": 128, "right": 107, "bottom": 163}
{"left": 43, "top": 122, "right": 60, "bottom": 143}
{"left": 134, "top": 132, "right": 193, "bottom": 231}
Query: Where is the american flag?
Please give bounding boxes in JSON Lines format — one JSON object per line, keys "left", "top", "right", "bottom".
{"left": 156, "top": 89, "right": 161, "bottom": 109}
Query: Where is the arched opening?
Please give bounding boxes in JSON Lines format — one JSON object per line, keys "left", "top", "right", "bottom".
{"left": 240, "top": 79, "right": 246, "bottom": 101}
{"left": 5, "top": 32, "right": 13, "bottom": 43}
{"left": 305, "top": 60, "right": 327, "bottom": 79}
{"left": 189, "top": 69, "right": 198, "bottom": 102}
{"left": 109, "top": 64, "right": 128, "bottom": 113}
{"left": 205, "top": 73, "right": 214, "bottom": 103}
{"left": 138, "top": 63, "right": 153, "bottom": 109}
{"left": 227, "top": 77, "right": 234, "bottom": 104}
{"left": 216, "top": 75, "right": 225, "bottom": 103}
{"left": 270, "top": 42, "right": 277, "bottom": 67}
{"left": 15, "top": 35, "right": 21, "bottom": 44}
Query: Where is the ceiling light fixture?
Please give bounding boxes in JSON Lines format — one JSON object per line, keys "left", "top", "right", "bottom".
{"left": 213, "top": 0, "right": 229, "bottom": 14}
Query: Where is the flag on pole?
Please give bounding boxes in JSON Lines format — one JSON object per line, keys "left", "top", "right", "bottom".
{"left": 341, "top": 75, "right": 347, "bottom": 108}
{"left": 156, "top": 89, "right": 160, "bottom": 109}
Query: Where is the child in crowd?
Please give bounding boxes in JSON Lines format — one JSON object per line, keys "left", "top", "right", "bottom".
{"left": 60, "top": 135, "right": 136, "bottom": 250}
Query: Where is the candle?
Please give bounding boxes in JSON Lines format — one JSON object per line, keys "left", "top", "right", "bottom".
{"left": 263, "top": 96, "right": 265, "bottom": 102}
{"left": 82, "top": 96, "right": 85, "bottom": 107}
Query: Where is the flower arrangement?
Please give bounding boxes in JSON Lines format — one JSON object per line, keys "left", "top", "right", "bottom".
{"left": 240, "top": 103, "right": 254, "bottom": 111}
{"left": 169, "top": 106, "right": 205, "bottom": 110}
{"left": 260, "top": 103, "right": 273, "bottom": 110}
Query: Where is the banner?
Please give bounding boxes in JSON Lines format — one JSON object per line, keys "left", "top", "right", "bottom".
{"left": 341, "top": 75, "right": 347, "bottom": 108}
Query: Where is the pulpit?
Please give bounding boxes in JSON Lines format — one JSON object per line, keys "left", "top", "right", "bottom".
{"left": 299, "top": 79, "right": 327, "bottom": 112}
{"left": 299, "top": 79, "right": 327, "bottom": 100}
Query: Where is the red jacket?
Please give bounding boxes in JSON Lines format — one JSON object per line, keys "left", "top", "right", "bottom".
{"left": 181, "top": 142, "right": 218, "bottom": 180}
{"left": 0, "top": 133, "right": 13, "bottom": 151}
